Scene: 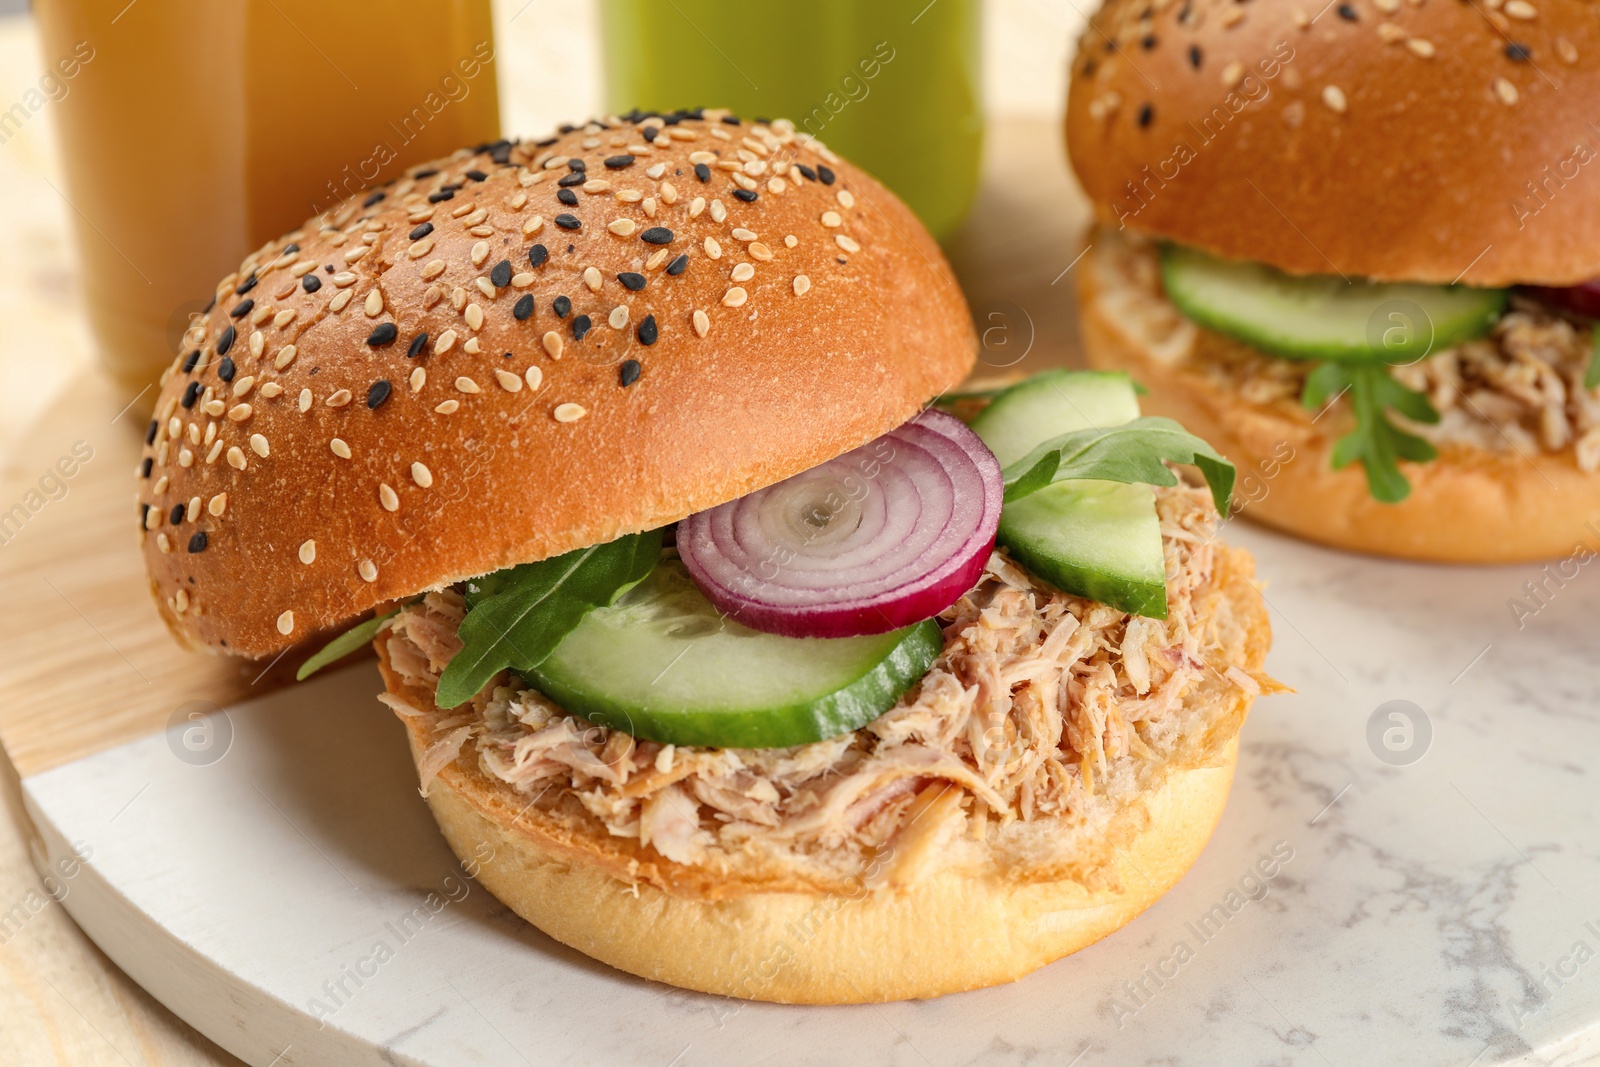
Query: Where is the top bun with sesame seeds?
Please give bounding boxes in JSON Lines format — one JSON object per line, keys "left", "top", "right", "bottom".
{"left": 1066, "top": 0, "right": 1600, "bottom": 287}
{"left": 135, "top": 111, "right": 975, "bottom": 658}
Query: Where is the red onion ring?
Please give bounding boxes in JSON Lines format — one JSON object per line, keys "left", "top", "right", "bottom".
{"left": 679, "top": 409, "right": 1003, "bottom": 638}
{"left": 1523, "top": 280, "right": 1600, "bottom": 318}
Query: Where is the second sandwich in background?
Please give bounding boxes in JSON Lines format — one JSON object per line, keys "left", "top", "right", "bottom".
{"left": 1067, "top": 0, "right": 1600, "bottom": 561}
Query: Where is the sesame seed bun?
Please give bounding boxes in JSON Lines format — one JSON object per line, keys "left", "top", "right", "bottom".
{"left": 1066, "top": 0, "right": 1600, "bottom": 286}
{"left": 1077, "top": 237, "right": 1600, "bottom": 562}
{"left": 135, "top": 113, "right": 976, "bottom": 658}
{"left": 376, "top": 541, "right": 1269, "bottom": 1003}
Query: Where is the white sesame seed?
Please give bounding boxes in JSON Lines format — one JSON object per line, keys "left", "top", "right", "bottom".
{"left": 821, "top": 211, "right": 841, "bottom": 228}
{"left": 584, "top": 179, "right": 612, "bottom": 194}
{"left": 1557, "top": 36, "right": 1578, "bottom": 63}
{"left": 298, "top": 388, "right": 312, "bottom": 412}
{"left": 1504, "top": 0, "right": 1536, "bottom": 17}
{"left": 693, "top": 309, "right": 710, "bottom": 337}
{"left": 408, "top": 367, "right": 426, "bottom": 393}
{"left": 835, "top": 235, "right": 861, "bottom": 253}
{"left": 434, "top": 399, "right": 459, "bottom": 414}
{"left": 605, "top": 305, "right": 627, "bottom": 330}
{"left": 748, "top": 242, "right": 773, "bottom": 262}
{"left": 333, "top": 271, "right": 357, "bottom": 287}
{"left": 767, "top": 177, "right": 786, "bottom": 194}
{"left": 328, "top": 438, "right": 352, "bottom": 460}
{"left": 250, "top": 433, "right": 269, "bottom": 458}
{"left": 492, "top": 368, "right": 521, "bottom": 393}
{"left": 1322, "top": 85, "right": 1348, "bottom": 113}
{"left": 646, "top": 247, "right": 670, "bottom": 270}
{"left": 471, "top": 241, "right": 490, "bottom": 267}
{"left": 364, "top": 289, "right": 383, "bottom": 316}
{"left": 455, "top": 376, "right": 480, "bottom": 394}
{"left": 525, "top": 366, "right": 543, "bottom": 391}
{"left": 228, "top": 403, "right": 253, "bottom": 422}
{"left": 273, "top": 309, "right": 296, "bottom": 328}
{"left": 173, "top": 589, "right": 188, "bottom": 614}
{"left": 710, "top": 199, "right": 727, "bottom": 223}
{"left": 731, "top": 228, "right": 758, "bottom": 242}
{"left": 1407, "top": 37, "right": 1435, "bottom": 57}
{"left": 543, "top": 331, "right": 564, "bottom": 359}
{"left": 178, "top": 447, "right": 194, "bottom": 468}
{"left": 274, "top": 345, "right": 297, "bottom": 369}
{"left": 554, "top": 403, "right": 587, "bottom": 423}
{"left": 523, "top": 215, "right": 544, "bottom": 235}
{"left": 1495, "top": 77, "right": 1519, "bottom": 104}
{"left": 689, "top": 150, "right": 716, "bottom": 164}
{"left": 435, "top": 330, "right": 458, "bottom": 355}
{"left": 723, "top": 287, "right": 748, "bottom": 307}
{"left": 617, "top": 189, "right": 643, "bottom": 203}
{"left": 209, "top": 493, "right": 227, "bottom": 517}
{"left": 203, "top": 399, "right": 225, "bottom": 418}
{"left": 704, "top": 236, "right": 722, "bottom": 260}
{"left": 358, "top": 559, "right": 378, "bottom": 583}
{"left": 379, "top": 483, "right": 399, "bottom": 512}
{"left": 329, "top": 289, "right": 354, "bottom": 312}
{"left": 512, "top": 272, "right": 535, "bottom": 288}
{"left": 227, "top": 446, "right": 246, "bottom": 470}
{"left": 325, "top": 390, "right": 352, "bottom": 408}
{"left": 731, "top": 263, "right": 755, "bottom": 283}
{"left": 661, "top": 181, "right": 678, "bottom": 205}
{"left": 583, "top": 266, "right": 603, "bottom": 292}
{"left": 157, "top": 532, "right": 170, "bottom": 552}
{"left": 837, "top": 190, "right": 855, "bottom": 209}
{"left": 185, "top": 496, "right": 200, "bottom": 522}
{"left": 793, "top": 275, "right": 812, "bottom": 296}
{"left": 689, "top": 197, "right": 706, "bottom": 219}
{"left": 465, "top": 303, "right": 485, "bottom": 330}
{"left": 260, "top": 382, "right": 283, "bottom": 399}
{"left": 1221, "top": 60, "right": 1245, "bottom": 87}
{"left": 299, "top": 540, "right": 316, "bottom": 564}
{"left": 277, "top": 610, "right": 295, "bottom": 636}
{"left": 411, "top": 461, "right": 433, "bottom": 488}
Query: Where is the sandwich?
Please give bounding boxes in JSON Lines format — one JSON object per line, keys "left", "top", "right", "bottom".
{"left": 136, "top": 109, "right": 1274, "bottom": 1003}
{"left": 1067, "top": 0, "right": 1600, "bottom": 561}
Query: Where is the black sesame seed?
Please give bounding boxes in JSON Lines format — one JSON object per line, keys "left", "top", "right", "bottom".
{"left": 325, "top": 264, "right": 335, "bottom": 273}
{"left": 428, "top": 188, "right": 455, "bottom": 203}
{"left": 694, "top": 163, "right": 711, "bottom": 183}
{"left": 640, "top": 226, "right": 673, "bottom": 245}
{"left": 555, "top": 213, "right": 581, "bottom": 230}
{"left": 235, "top": 274, "right": 258, "bottom": 295}
{"left": 641, "top": 126, "right": 658, "bottom": 142}
{"left": 721, "top": 115, "right": 741, "bottom": 125}
{"left": 528, "top": 243, "right": 549, "bottom": 268}
{"left": 1188, "top": 45, "right": 1202, "bottom": 69}
{"left": 362, "top": 191, "right": 385, "bottom": 208}
{"left": 465, "top": 169, "right": 488, "bottom": 182}
{"left": 535, "top": 136, "right": 558, "bottom": 147}
{"left": 513, "top": 294, "right": 535, "bottom": 321}
{"left": 1141, "top": 34, "right": 1157, "bottom": 49}
{"left": 1506, "top": 42, "right": 1532, "bottom": 61}
{"left": 366, "top": 322, "right": 398, "bottom": 347}
{"left": 218, "top": 356, "right": 236, "bottom": 382}
{"left": 1137, "top": 103, "right": 1154, "bottom": 128}
{"left": 637, "top": 315, "right": 658, "bottom": 346}
{"left": 490, "top": 259, "right": 512, "bottom": 287}
{"left": 217, "top": 325, "right": 236, "bottom": 356}
{"left": 567, "top": 157, "right": 586, "bottom": 172}
{"left": 620, "top": 359, "right": 642, "bottom": 387}
{"left": 283, "top": 243, "right": 299, "bottom": 255}
{"left": 666, "top": 254, "right": 689, "bottom": 276}
{"left": 618, "top": 272, "right": 646, "bottom": 291}
{"left": 408, "top": 332, "right": 430, "bottom": 357}
{"left": 796, "top": 163, "right": 817, "bottom": 181}
{"left": 414, "top": 168, "right": 438, "bottom": 179}
{"left": 204, "top": 294, "right": 216, "bottom": 311}
{"left": 140, "top": 457, "right": 152, "bottom": 478}
{"left": 145, "top": 419, "right": 159, "bottom": 445}
{"left": 572, "top": 314, "right": 592, "bottom": 341}
{"left": 733, "top": 188, "right": 758, "bottom": 202}
{"left": 302, "top": 274, "right": 322, "bottom": 293}
{"left": 409, "top": 222, "right": 434, "bottom": 240}
{"left": 367, "top": 380, "right": 392, "bottom": 408}
{"left": 181, "top": 381, "right": 201, "bottom": 409}
{"left": 557, "top": 188, "right": 579, "bottom": 206}
{"left": 553, "top": 295, "right": 571, "bottom": 318}
{"left": 182, "top": 349, "right": 201, "bottom": 374}
{"left": 488, "top": 143, "right": 512, "bottom": 165}
{"left": 1337, "top": 3, "right": 1357, "bottom": 18}
{"left": 140, "top": 502, "right": 150, "bottom": 526}
{"left": 169, "top": 503, "right": 185, "bottom": 525}
{"left": 558, "top": 171, "right": 585, "bottom": 187}
{"left": 605, "top": 154, "right": 635, "bottom": 169}
{"left": 230, "top": 299, "right": 253, "bottom": 319}
{"left": 817, "top": 165, "right": 836, "bottom": 185}
{"left": 567, "top": 244, "right": 575, "bottom": 254}
{"left": 187, "top": 531, "right": 208, "bottom": 554}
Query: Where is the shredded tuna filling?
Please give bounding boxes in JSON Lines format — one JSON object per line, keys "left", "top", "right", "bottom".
{"left": 1093, "top": 228, "right": 1600, "bottom": 471}
{"left": 384, "top": 483, "right": 1269, "bottom": 888}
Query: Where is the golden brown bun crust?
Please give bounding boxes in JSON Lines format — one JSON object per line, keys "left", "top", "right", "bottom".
{"left": 1078, "top": 247, "right": 1600, "bottom": 562}
{"left": 377, "top": 546, "right": 1270, "bottom": 1002}
{"left": 137, "top": 116, "right": 975, "bottom": 657}
{"left": 1066, "top": 0, "right": 1600, "bottom": 286}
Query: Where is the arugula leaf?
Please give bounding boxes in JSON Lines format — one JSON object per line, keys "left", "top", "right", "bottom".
{"left": 434, "top": 530, "right": 663, "bottom": 709}
{"left": 296, "top": 607, "right": 403, "bottom": 681}
{"left": 1585, "top": 329, "right": 1600, "bottom": 392}
{"left": 1000, "top": 416, "right": 1236, "bottom": 514}
{"left": 1302, "top": 361, "right": 1438, "bottom": 504}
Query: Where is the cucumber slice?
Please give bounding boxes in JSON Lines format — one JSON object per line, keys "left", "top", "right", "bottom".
{"left": 999, "top": 482, "right": 1166, "bottom": 619}
{"left": 523, "top": 561, "right": 942, "bottom": 748}
{"left": 971, "top": 370, "right": 1169, "bottom": 617}
{"left": 1161, "top": 243, "right": 1507, "bottom": 362}
{"left": 970, "top": 369, "right": 1142, "bottom": 467}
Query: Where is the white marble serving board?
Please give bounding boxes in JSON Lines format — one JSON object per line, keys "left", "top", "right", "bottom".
{"left": 20, "top": 521, "right": 1600, "bottom": 1067}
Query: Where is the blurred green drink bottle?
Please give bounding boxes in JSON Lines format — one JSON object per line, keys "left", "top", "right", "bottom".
{"left": 600, "top": 0, "right": 982, "bottom": 241}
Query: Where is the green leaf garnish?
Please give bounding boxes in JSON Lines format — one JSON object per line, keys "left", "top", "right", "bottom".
{"left": 1302, "top": 361, "right": 1438, "bottom": 504}
{"left": 1000, "top": 416, "right": 1237, "bottom": 514}
{"left": 434, "top": 530, "right": 664, "bottom": 709}
{"left": 1585, "top": 329, "right": 1600, "bottom": 392}
{"left": 296, "top": 607, "right": 402, "bottom": 681}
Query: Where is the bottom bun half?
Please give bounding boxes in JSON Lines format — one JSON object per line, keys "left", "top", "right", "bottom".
{"left": 1078, "top": 245, "right": 1600, "bottom": 564}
